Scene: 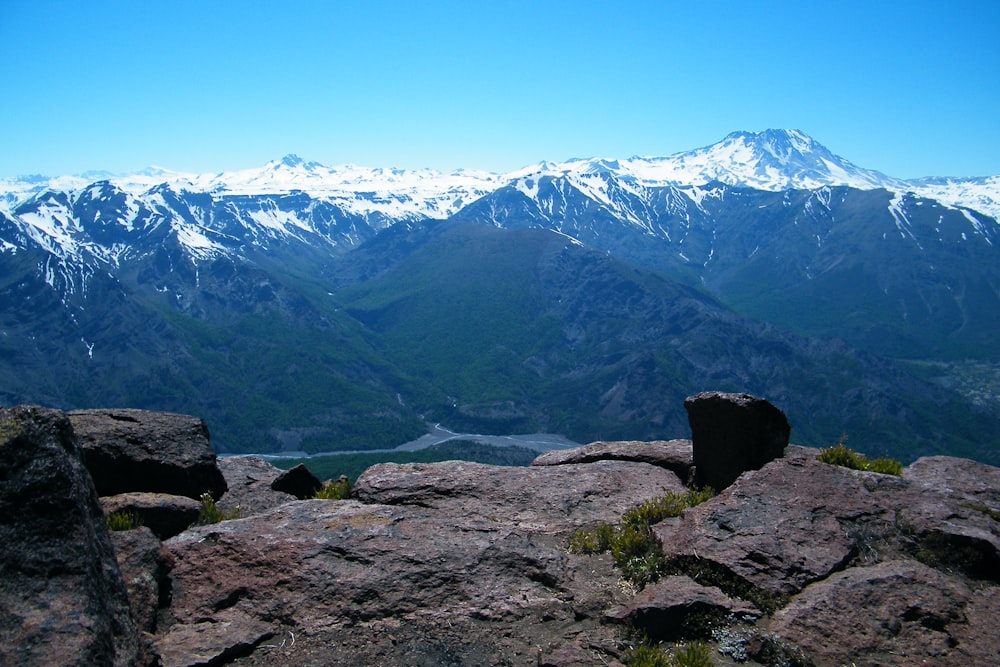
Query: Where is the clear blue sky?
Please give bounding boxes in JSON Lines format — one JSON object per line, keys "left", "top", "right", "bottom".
{"left": 1, "top": 0, "right": 998, "bottom": 179}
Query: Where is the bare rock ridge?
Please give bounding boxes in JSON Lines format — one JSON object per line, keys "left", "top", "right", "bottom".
{"left": 2, "top": 394, "right": 998, "bottom": 666}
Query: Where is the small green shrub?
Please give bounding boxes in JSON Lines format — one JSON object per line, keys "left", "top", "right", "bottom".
{"left": 569, "top": 487, "right": 715, "bottom": 586}
{"left": 105, "top": 510, "right": 143, "bottom": 531}
{"left": 866, "top": 457, "right": 904, "bottom": 476}
{"left": 626, "top": 643, "right": 673, "bottom": 667}
{"left": 312, "top": 476, "right": 352, "bottom": 500}
{"left": 674, "top": 641, "right": 715, "bottom": 667}
{"left": 626, "top": 641, "right": 716, "bottom": 667}
{"left": 817, "top": 442, "right": 902, "bottom": 476}
{"left": 194, "top": 492, "right": 242, "bottom": 526}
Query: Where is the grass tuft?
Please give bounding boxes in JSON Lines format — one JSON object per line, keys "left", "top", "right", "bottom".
{"left": 626, "top": 641, "right": 716, "bottom": 667}
{"left": 194, "top": 492, "right": 242, "bottom": 526}
{"left": 817, "top": 440, "right": 902, "bottom": 476}
{"left": 569, "top": 487, "right": 714, "bottom": 587}
{"left": 312, "top": 476, "right": 352, "bottom": 500}
{"left": 105, "top": 509, "right": 143, "bottom": 531}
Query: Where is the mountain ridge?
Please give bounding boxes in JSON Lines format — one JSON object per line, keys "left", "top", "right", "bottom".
{"left": 3, "top": 129, "right": 999, "bottom": 219}
{"left": 1, "top": 129, "right": 997, "bottom": 462}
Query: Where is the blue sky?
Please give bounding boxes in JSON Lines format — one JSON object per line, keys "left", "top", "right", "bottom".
{"left": 1, "top": 0, "right": 998, "bottom": 179}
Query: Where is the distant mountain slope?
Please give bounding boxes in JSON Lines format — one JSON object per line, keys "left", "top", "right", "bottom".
{"left": 337, "top": 222, "right": 997, "bottom": 463}
{"left": 456, "top": 180, "right": 1000, "bottom": 360}
{"left": 0, "top": 130, "right": 997, "bottom": 462}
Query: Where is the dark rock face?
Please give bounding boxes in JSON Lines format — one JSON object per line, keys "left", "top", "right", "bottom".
{"left": 270, "top": 463, "right": 323, "bottom": 500}
{"left": 70, "top": 408, "right": 227, "bottom": 500}
{"left": 102, "top": 492, "right": 202, "bottom": 540}
{"left": 684, "top": 391, "right": 790, "bottom": 491}
{"left": 0, "top": 406, "right": 139, "bottom": 667}
{"left": 605, "top": 575, "right": 758, "bottom": 642}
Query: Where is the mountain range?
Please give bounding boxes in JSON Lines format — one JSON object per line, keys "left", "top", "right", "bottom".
{"left": 1, "top": 129, "right": 997, "bottom": 463}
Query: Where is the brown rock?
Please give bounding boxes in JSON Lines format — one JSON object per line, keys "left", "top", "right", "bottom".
{"left": 110, "top": 527, "right": 172, "bottom": 634}
{"left": 353, "top": 459, "right": 688, "bottom": 534}
{"left": 770, "top": 560, "right": 974, "bottom": 666}
{"left": 655, "top": 447, "right": 873, "bottom": 600}
{"left": 0, "top": 406, "right": 139, "bottom": 667}
{"left": 270, "top": 463, "right": 323, "bottom": 499}
{"left": 157, "top": 459, "right": 683, "bottom": 666}
{"left": 110, "top": 526, "right": 173, "bottom": 666}
{"left": 102, "top": 492, "right": 202, "bottom": 540}
{"left": 216, "top": 455, "right": 297, "bottom": 516}
{"left": 156, "top": 609, "right": 275, "bottom": 667}
{"left": 949, "top": 587, "right": 1000, "bottom": 665}
{"left": 70, "top": 408, "right": 227, "bottom": 500}
{"left": 531, "top": 439, "right": 693, "bottom": 482}
{"left": 604, "top": 575, "right": 759, "bottom": 641}
{"left": 684, "top": 391, "right": 789, "bottom": 491}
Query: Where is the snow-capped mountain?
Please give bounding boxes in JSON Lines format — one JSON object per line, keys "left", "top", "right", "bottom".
{"left": 1, "top": 129, "right": 998, "bottom": 462}
{"left": 2, "top": 128, "right": 997, "bottom": 323}
{"left": 4, "top": 129, "right": 999, "bottom": 220}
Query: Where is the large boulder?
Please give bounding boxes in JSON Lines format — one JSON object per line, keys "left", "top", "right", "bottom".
{"left": 0, "top": 406, "right": 140, "bottom": 667}
{"left": 650, "top": 446, "right": 999, "bottom": 664}
{"left": 684, "top": 391, "right": 790, "bottom": 491}
{"left": 156, "top": 459, "right": 683, "bottom": 666}
{"left": 70, "top": 408, "right": 227, "bottom": 500}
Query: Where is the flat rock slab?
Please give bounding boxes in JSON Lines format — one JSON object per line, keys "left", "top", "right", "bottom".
{"left": 531, "top": 439, "right": 693, "bottom": 482}
{"left": 70, "top": 408, "right": 227, "bottom": 500}
{"left": 353, "top": 459, "right": 688, "bottom": 535}
{"left": 160, "top": 459, "right": 683, "bottom": 666}
{"left": 655, "top": 446, "right": 878, "bottom": 598}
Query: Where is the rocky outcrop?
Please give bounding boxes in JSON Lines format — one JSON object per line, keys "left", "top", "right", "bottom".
{"left": 4, "top": 402, "right": 998, "bottom": 667}
{"left": 684, "top": 391, "right": 790, "bottom": 491}
{"left": 157, "top": 460, "right": 685, "bottom": 666}
{"left": 101, "top": 492, "right": 202, "bottom": 540}
{"left": 649, "top": 446, "right": 999, "bottom": 665}
{"left": 0, "top": 406, "right": 140, "bottom": 667}
{"left": 70, "top": 408, "right": 228, "bottom": 500}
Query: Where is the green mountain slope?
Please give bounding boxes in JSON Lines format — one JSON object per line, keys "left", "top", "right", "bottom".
{"left": 338, "top": 221, "right": 998, "bottom": 463}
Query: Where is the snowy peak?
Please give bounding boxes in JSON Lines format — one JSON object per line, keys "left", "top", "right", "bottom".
{"left": 1, "top": 129, "right": 998, "bottom": 223}
{"left": 647, "top": 128, "right": 903, "bottom": 192}
{"left": 506, "top": 129, "right": 907, "bottom": 196}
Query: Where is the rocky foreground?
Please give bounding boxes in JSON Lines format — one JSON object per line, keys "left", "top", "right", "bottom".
{"left": 1, "top": 395, "right": 998, "bottom": 666}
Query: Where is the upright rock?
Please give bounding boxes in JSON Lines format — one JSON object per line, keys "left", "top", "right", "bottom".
{"left": 684, "top": 391, "right": 790, "bottom": 491}
{"left": 70, "top": 408, "right": 227, "bottom": 500}
{"left": 270, "top": 463, "right": 323, "bottom": 500}
{"left": 0, "top": 406, "right": 139, "bottom": 667}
